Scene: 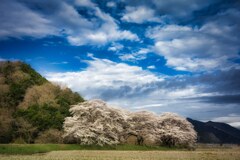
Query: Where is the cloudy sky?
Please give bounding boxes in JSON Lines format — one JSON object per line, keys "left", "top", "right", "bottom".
{"left": 0, "top": 0, "right": 240, "bottom": 128}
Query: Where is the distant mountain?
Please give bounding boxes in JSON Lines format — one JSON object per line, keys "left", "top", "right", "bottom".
{"left": 187, "top": 118, "right": 240, "bottom": 144}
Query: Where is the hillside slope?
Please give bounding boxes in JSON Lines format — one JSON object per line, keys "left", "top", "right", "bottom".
{"left": 187, "top": 118, "right": 240, "bottom": 144}
{"left": 0, "top": 61, "right": 84, "bottom": 143}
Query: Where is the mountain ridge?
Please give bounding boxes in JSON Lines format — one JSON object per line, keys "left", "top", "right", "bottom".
{"left": 187, "top": 118, "right": 240, "bottom": 144}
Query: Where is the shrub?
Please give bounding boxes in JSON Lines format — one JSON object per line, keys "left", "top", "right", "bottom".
{"left": 0, "top": 108, "right": 14, "bottom": 143}
{"left": 35, "top": 129, "right": 63, "bottom": 143}
{"left": 13, "top": 118, "right": 38, "bottom": 143}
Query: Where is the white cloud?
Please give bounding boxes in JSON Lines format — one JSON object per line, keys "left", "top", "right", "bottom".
{"left": 119, "top": 48, "right": 151, "bottom": 61}
{"left": 46, "top": 57, "right": 195, "bottom": 110}
{"left": 121, "top": 6, "right": 161, "bottom": 23}
{"left": 167, "top": 87, "right": 197, "bottom": 98}
{"left": 212, "top": 114, "right": 240, "bottom": 123}
{"left": 108, "top": 43, "right": 124, "bottom": 52}
{"left": 147, "top": 65, "right": 156, "bottom": 69}
{"left": 45, "top": 56, "right": 212, "bottom": 113}
{"left": 66, "top": 6, "right": 139, "bottom": 45}
{"left": 106, "top": 1, "right": 116, "bottom": 8}
{"left": 46, "top": 57, "right": 213, "bottom": 111}
{"left": 146, "top": 9, "right": 240, "bottom": 71}
{"left": 133, "top": 103, "right": 163, "bottom": 110}
{"left": 74, "top": 0, "right": 96, "bottom": 8}
{"left": 0, "top": 0, "right": 139, "bottom": 45}
{"left": 212, "top": 114, "right": 240, "bottom": 129}
{"left": 229, "top": 122, "right": 240, "bottom": 129}
{"left": 87, "top": 53, "right": 94, "bottom": 58}
{"left": 45, "top": 57, "right": 163, "bottom": 100}
{"left": 124, "top": 0, "right": 221, "bottom": 19}
{"left": 0, "top": 0, "right": 58, "bottom": 39}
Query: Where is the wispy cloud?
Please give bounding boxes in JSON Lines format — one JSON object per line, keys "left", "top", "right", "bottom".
{"left": 50, "top": 61, "right": 69, "bottom": 65}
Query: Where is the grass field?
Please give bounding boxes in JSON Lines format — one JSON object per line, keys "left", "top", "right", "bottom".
{"left": 0, "top": 144, "right": 240, "bottom": 160}
{"left": 0, "top": 144, "right": 181, "bottom": 155}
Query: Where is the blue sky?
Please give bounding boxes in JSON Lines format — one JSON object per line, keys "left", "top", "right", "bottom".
{"left": 0, "top": 0, "right": 240, "bottom": 128}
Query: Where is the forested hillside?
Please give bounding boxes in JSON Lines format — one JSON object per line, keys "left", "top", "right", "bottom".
{"left": 0, "top": 61, "right": 84, "bottom": 143}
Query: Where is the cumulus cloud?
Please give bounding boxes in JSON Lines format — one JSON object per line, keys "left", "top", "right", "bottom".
{"left": 146, "top": 9, "right": 240, "bottom": 71}
{"left": 45, "top": 56, "right": 163, "bottom": 101}
{"left": 119, "top": 48, "right": 151, "bottom": 61}
{"left": 121, "top": 6, "right": 161, "bottom": 23}
{"left": 0, "top": 0, "right": 139, "bottom": 45}
{"left": 108, "top": 43, "right": 124, "bottom": 52}
{"left": 66, "top": 7, "right": 139, "bottom": 45}
{"left": 123, "top": 0, "right": 222, "bottom": 19}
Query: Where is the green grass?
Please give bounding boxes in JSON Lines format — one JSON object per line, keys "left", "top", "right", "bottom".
{"left": 0, "top": 144, "right": 182, "bottom": 155}
{"left": 0, "top": 144, "right": 61, "bottom": 155}
{"left": 1, "top": 144, "right": 239, "bottom": 160}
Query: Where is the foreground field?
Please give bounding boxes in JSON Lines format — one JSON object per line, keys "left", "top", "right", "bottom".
{"left": 0, "top": 145, "right": 240, "bottom": 160}
{"left": 0, "top": 149, "right": 240, "bottom": 160}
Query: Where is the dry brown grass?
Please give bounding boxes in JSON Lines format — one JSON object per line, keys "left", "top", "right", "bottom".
{"left": 0, "top": 146, "right": 240, "bottom": 160}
